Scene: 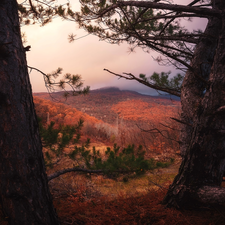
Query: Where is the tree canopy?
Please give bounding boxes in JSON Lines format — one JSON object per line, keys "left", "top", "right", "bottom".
{"left": 68, "top": 0, "right": 213, "bottom": 92}
{"left": 18, "top": 0, "right": 218, "bottom": 97}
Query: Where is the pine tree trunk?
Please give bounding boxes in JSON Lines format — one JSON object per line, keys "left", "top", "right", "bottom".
{"left": 163, "top": 0, "right": 225, "bottom": 208}
{"left": 0, "top": 1, "right": 60, "bottom": 224}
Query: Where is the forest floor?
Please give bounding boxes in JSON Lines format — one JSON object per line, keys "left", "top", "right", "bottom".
{"left": 1, "top": 156, "right": 225, "bottom": 224}
{"left": 49, "top": 159, "right": 225, "bottom": 225}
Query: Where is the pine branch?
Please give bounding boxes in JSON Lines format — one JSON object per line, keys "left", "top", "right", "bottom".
{"left": 138, "top": 38, "right": 194, "bottom": 71}
{"left": 137, "top": 34, "right": 199, "bottom": 44}
{"left": 138, "top": 13, "right": 207, "bottom": 25}
{"left": 99, "top": 1, "right": 221, "bottom": 18}
{"left": 147, "top": 40, "right": 193, "bottom": 57}
{"left": 158, "top": 0, "right": 203, "bottom": 36}
{"left": 27, "top": 65, "right": 89, "bottom": 100}
{"left": 104, "top": 69, "right": 181, "bottom": 97}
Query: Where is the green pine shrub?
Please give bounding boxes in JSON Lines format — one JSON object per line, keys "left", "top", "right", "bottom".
{"left": 38, "top": 118, "right": 174, "bottom": 179}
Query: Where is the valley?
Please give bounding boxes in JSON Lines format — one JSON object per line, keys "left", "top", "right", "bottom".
{"left": 34, "top": 87, "right": 180, "bottom": 125}
{"left": 34, "top": 87, "right": 181, "bottom": 161}
{"left": 30, "top": 89, "right": 225, "bottom": 225}
{"left": 34, "top": 87, "right": 181, "bottom": 160}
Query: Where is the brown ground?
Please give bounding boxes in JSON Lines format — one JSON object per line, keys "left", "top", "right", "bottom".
{"left": 51, "top": 161, "right": 225, "bottom": 225}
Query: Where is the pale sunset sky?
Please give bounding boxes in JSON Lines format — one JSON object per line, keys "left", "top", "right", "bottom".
{"left": 19, "top": 0, "right": 207, "bottom": 95}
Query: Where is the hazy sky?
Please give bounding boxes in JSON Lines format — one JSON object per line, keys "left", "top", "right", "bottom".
{"left": 20, "top": 0, "right": 207, "bottom": 95}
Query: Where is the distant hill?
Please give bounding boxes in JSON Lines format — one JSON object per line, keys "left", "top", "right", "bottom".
{"left": 90, "top": 87, "right": 180, "bottom": 100}
{"left": 154, "top": 94, "right": 180, "bottom": 101}
{"left": 33, "top": 87, "right": 180, "bottom": 124}
{"left": 92, "top": 87, "right": 121, "bottom": 93}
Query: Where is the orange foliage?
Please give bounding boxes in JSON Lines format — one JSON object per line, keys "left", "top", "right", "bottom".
{"left": 33, "top": 95, "right": 181, "bottom": 160}
{"left": 33, "top": 96, "right": 101, "bottom": 127}
{"left": 33, "top": 96, "right": 120, "bottom": 144}
{"left": 111, "top": 99, "right": 181, "bottom": 156}
{"left": 111, "top": 99, "right": 179, "bottom": 122}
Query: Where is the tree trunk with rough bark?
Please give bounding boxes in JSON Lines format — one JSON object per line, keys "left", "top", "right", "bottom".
{"left": 0, "top": 1, "right": 60, "bottom": 224}
{"left": 163, "top": 0, "right": 225, "bottom": 208}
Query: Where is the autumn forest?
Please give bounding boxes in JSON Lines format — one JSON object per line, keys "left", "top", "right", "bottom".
{"left": 19, "top": 88, "right": 224, "bottom": 225}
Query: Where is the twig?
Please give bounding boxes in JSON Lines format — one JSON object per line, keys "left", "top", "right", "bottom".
{"left": 48, "top": 167, "right": 137, "bottom": 181}
{"left": 48, "top": 168, "right": 104, "bottom": 181}
{"left": 148, "top": 179, "right": 168, "bottom": 190}
{"left": 170, "top": 117, "right": 193, "bottom": 127}
{"left": 137, "top": 125, "right": 181, "bottom": 144}
{"left": 159, "top": 122, "right": 181, "bottom": 131}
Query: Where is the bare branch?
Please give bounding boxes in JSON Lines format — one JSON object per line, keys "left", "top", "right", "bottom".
{"left": 170, "top": 117, "right": 193, "bottom": 127}
{"left": 28, "top": 0, "right": 38, "bottom": 15}
{"left": 147, "top": 40, "right": 193, "bottom": 57}
{"left": 159, "top": 122, "right": 181, "bottom": 131}
{"left": 48, "top": 166, "right": 170, "bottom": 191}
{"left": 148, "top": 179, "right": 169, "bottom": 190}
{"left": 189, "top": 0, "right": 202, "bottom": 7}
{"left": 48, "top": 168, "right": 103, "bottom": 181}
{"left": 133, "top": 33, "right": 199, "bottom": 44}
{"left": 137, "top": 125, "right": 181, "bottom": 144}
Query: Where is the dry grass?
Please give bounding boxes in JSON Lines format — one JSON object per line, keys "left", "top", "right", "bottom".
{"left": 48, "top": 159, "right": 225, "bottom": 225}
{"left": 47, "top": 152, "right": 180, "bottom": 199}
{"left": 1, "top": 158, "right": 225, "bottom": 224}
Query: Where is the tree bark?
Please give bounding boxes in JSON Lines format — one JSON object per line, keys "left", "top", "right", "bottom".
{"left": 163, "top": 0, "right": 225, "bottom": 208}
{"left": 179, "top": 9, "right": 221, "bottom": 157}
{"left": 0, "top": 1, "right": 60, "bottom": 224}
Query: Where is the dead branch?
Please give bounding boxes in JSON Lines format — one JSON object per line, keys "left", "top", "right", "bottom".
{"left": 48, "top": 167, "right": 137, "bottom": 181}
{"left": 148, "top": 180, "right": 168, "bottom": 190}
{"left": 170, "top": 117, "right": 193, "bottom": 127}
{"left": 48, "top": 167, "right": 172, "bottom": 191}
{"left": 48, "top": 168, "right": 104, "bottom": 181}
{"left": 28, "top": 0, "right": 38, "bottom": 15}
{"left": 159, "top": 122, "right": 181, "bottom": 131}
{"left": 197, "top": 186, "right": 225, "bottom": 205}
{"left": 137, "top": 125, "right": 181, "bottom": 144}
